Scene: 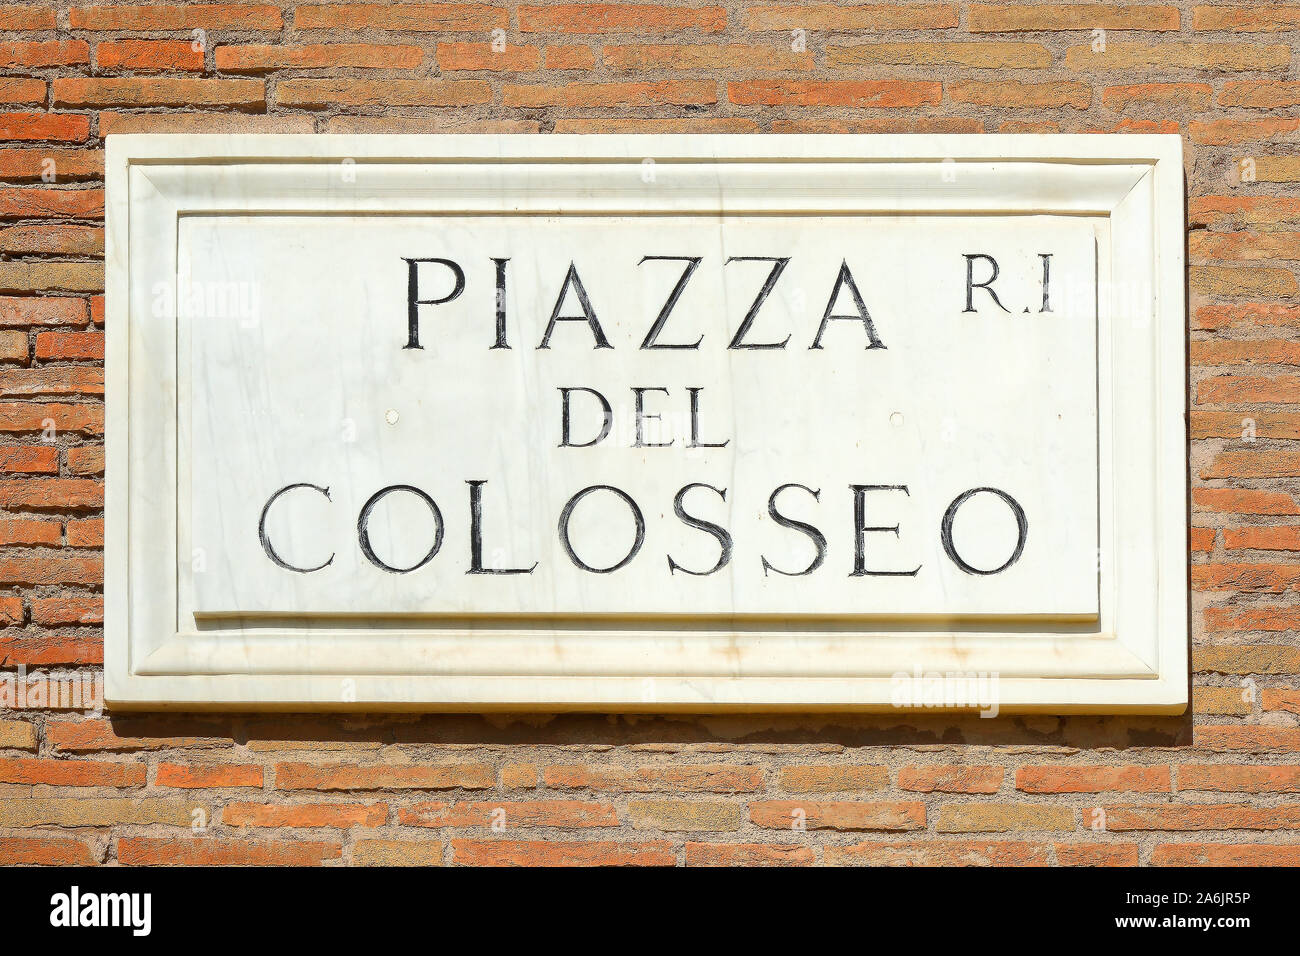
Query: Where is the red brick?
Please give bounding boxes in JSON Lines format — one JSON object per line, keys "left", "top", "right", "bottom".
{"left": 99, "top": 112, "right": 315, "bottom": 135}
{"left": 1154, "top": 842, "right": 1300, "bottom": 866}
{"left": 1194, "top": 644, "right": 1300, "bottom": 674}
{"left": 296, "top": 3, "right": 504, "bottom": 30}
{"left": 1193, "top": 6, "right": 1300, "bottom": 32}
{"left": 1195, "top": 725, "right": 1300, "bottom": 751}
{"left": 0, "top": 41, "right": 90, "bottom": 69}
{"left": 745, "top": 4, "right": 958, "bottom": 30}
{"left": 750, "top": 800, "right": 925, "bottom": 831}
{"left": 0, "top": 79, "right": 44, "bottom": 106}
{"left": 1202, "top": 453, "right": 1300, "bottom": 480}
{"left": 0, "top": 188, "right": 104, "bottom": 221}
{"left": 0, "top": 836, "right": 95, "bottom": 865}
{"left": 398, "top": 800, "right": 619, "bottom": 828}
{"left": 950, "top": 80, "right": 1091, "bottom": 108}
{"left": 1191, "top": 197, "right": 1300, "bottom": 229}
{"left": 0, "top": 518, "right": 60, "bottom": 546}
{"left": 1179, "top": 764, "right": 1300, "bottom": 792}
{"left": 0, "top": 595, "right": 20, "bottom": 626}
{"left": 29, "top": 595, "right": 101, "bottom": 626}
{"left": 998, "top": 120, "right": 1059, "bottom": 133}
{"left": 1100, "top": 804, "right": 1300, "bottom": 831}
{"left": 1066, "top": 41, "right": 1288, "bottom": 71}
{"left": 275, "top": 762, "right": 494, "bottom": 791}
{"left": 435, "top": 42, "right": 540, "bottom": 72}
{"left": 0, "top": 445, "right": 56, "bottom": 474}
{"left": 898, "top": 765, "right": 1004, "bottom": 793}
{"left": 0, "top": 115, "right": 89, "bottom": 144}
{"left": 215, "top": 43, "right": 424, "bottom": 71}
{"left": 0, "top": 477, "right": 101, "bottom": 509}
{"left": 543, "top": 764, "right": 762, "bottom": 793}
{"left": 1016, "top": 765, "right": 1171, "bottom": 793}
{"left": 0, "top": 402, "right": 102, "bottom": 436}
{"left": 97, "top": 40, "right": 204, "bottom": 72}
{"left": 1189, "top": 269, "right": 1299, "bottom": 301}
{"left": 937, "top": 803, "right": 1075, "bottom": 832}
{"left": 518, "top": 4, "right": 725, "bottom": 33}
{"left": 830, "top": 41, "right": 1052, "bottom": 68}
{"left": 826, "top": 840, "right": 1051, "bottom": 866}
{"left": 1198, "top": 374, "right": 1300, "bottom": 404}
{"left": 0, "top": 368, "right": 105, "bottom": 398}
{"left": 352, "top": 839, "right": 443, "bottom": 865}
{"left": 1193, "top": 686, "right": 1252, "bottom": 715}
{"left": 970, "top": 4, "right": 1180, "bottom": 31}
{"left": 0, "top": 297, "right": 88, "bottom": 328}
{"left": 604, "top": 43, "right": 812, "bottom": 71}
{"left": 451, "top": 838, "right": 674, "bottom": 866}
{"left": 1205, "top": 604, "right": 1300, "bottom": 632}
{"left": 66, "top": 518, "right": 103, "bottom": 548}
{"left": 773, "top": 117, "right": 982, "bottom": 133}
{"left": 1224, "top": 526, "right": 1300, "bottom": 551}
{"left": 0, "top": 634, "right": 101, "bottom": 665}
{"left": 66, "top": 445, "right": 105, "bottom": 475}
{"left": 1191, "top": 118, "right": 1300, "bottom": 146}
{"left": 1192, "top": 411, "right": 1300, "bottom": 440}
{"left": 1220, "top": 81, "right": 1300, "bottom": 108}
{"left": 1193, "top": 489, "right": 1299, "bottom": 516}
{"left": 0, "top": 6, "right": 55, "bottom": 30}
{"left": 117, "top": 837, "right": 341, "bottom": 866}
{"left": 223, "top": 801, "right": 386, "bottom": 828}
{"left": 70, "top": 4, "right": 283, "bottom": 30}
{"left": 505, "top": 80, "right": 715, "bottom": 107}
{"left": 47, "top": 720, "right": 228, "bottom": 753}
{"left": 0, "top": 757, "right": 144, "bottom": 788}
{"left": 1191, "top": 527, "right": 1216, "bottom": 553}
{"left": 278, "top": 79, "right": 490, "bottom": 108}
{"left": 1263, "top": 689, "right": 1300, "bottom": 713}
{"left": 0, "top": 224, "right": 104, "bottom": 255}
{"left": 1102, "top": 83, "right": 1212, "bottom": 110}
{"left": 34, "top": 331, "right": 103, "bottom": 361}
{"left": 684, "top": 841, "right": 813, "bottom": 866}
{"left": 54, "top": 78, "right": 263, "bottom": 109}
{"left": 553, "top": 117, "right": 758, "bottom": 132}
{"left": 1191, "top": 232, "right": 1300, "bottom": 262}
{"left": 325, "top": 116, "right": 540, "bottom": 134}
{"left": 156, "top": 762, "right": 264, "bottom": 788}
{"left": 0, "top": 553, "right": 101, "bottom": 586}
{"left": 1054, "top": 843, "right": 1141, "bottom": 866}
{"left": 1087, "top": 117, "right": 1179, "bottom": 134}
{"left": 544, "top": 46, "right": 596, "bottom": 70}
{"left": 728, "top": 80, "right": 941, "bottom": 107}
{"left": 777, "top": 764, "right": 888, "bottom": 792}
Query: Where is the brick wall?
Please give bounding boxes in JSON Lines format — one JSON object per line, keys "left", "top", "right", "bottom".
{"left": 0, "top": 0, "right": 1297, "bottom": 867}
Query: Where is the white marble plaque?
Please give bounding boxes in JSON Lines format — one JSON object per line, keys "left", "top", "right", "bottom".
{"left": 105, "top": 135, "right": 1187, "bottom": 712}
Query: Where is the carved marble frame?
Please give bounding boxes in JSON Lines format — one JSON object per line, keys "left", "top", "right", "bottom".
{"left": 105, "top": 134, "right": 1187, "bottom": 712}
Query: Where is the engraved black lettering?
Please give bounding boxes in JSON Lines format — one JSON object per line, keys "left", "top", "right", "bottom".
{"left": 726, "top": 256, "right": 791, "bottom": 349}
{"left": 467, "top": 479, "right": 537, "bottom": 574}
{"left": 258, "top": 482, "right": 334, "bottom": 573}
{"left": 558, "top": 485, "right": 645, "bottom": 574}
{"left": 402, "top": 257, "right": 465, "bottom": 350}
{"left": 940, "top": 487, "right": 1028, "bottom": 575}
{"left": 810, "top": 260, "right": 886, "bottom": 350}
{"left": 851, "top": 484, "right": 921, "bottom": 577}
{"left": 668, "top": 483, "right": 733, "bottom": 576}
{"left": 761, "top": 483, "right": 826, "bottom": 577}
{"left": 538, "top": 262, "right": 612, "bottom": 349}
{"left": 357, "top": 485, "right": 444, "bottom": 574}
{"left": 962, "top": 253, "right": 1010, "bottom": 314}
{"left": 639, "top": 255, "right": 703, "bottom": 350}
